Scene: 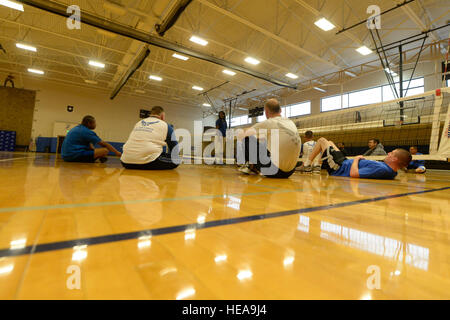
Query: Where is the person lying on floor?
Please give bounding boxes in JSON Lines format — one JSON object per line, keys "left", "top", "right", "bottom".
{"left": 236, "top": 98, "right": 301, "bottom": 179}
{"left": 303, "top": 137, "right": 412, "bottom": 180}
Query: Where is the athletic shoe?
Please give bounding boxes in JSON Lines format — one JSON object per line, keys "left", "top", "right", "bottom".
{"left": 99, "top": 157, "right": 108, "bottom": 163}
{"left": 238, "top": 162, "right": 252, "bottom": 174}
{"left": 238, "top": 162, "right": 260, "bottom": 175}
{"left": 313, "top": 166, "right": 321, "bottom": 173}
{"left": 297, "top": 165, "right": 312, "bottom": 173}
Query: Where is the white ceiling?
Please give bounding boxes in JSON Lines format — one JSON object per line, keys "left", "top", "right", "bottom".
{"left": 0, "top": 0, "right": 448, "bottom": 112}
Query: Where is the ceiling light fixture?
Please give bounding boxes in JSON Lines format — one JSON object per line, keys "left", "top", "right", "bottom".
{"left": 189, "top": 36, "right": 208, "bottom": 46}
{"left": 28, "top": 68, "right": 44, "bottom": 75}
{"left": 356, "top": 46, "right": 372, "bottom": 56}
{"left": 345, "top": 70, "right": 357, "bottom": 77}
{"left": 84, "top": 80, "right": 98, "bottom": 84}
{"left": 385, "top": 68, "right": 398, "bottom": 76}
{"left": 89, "top": 60, "right": 105, "bottom": 68}
{"left": 172, "top": 53, "right": 189, "bottom": 61}
{"left": 222, "top": 70, "right": 236, "bottom": 76}
{"left": 286, "top": 73, "right": 298, "bottom": 79}
{"left": 192, "top": 86, "right": 203, "bottom": 91}
{"left": 16, "top": 43, "right": 37, "bottom": 52}
{"left": 313, "top": 87, "right": 326, "bottom": 93}
{"left": 0, "top": 0, "right": 24, "bottom": 11}
{"left": 314, "top": 18, "right": 335, "bottom": 31}
{"left": 149, "top": 75, "right": 163, "bottom": 81}
{"left": 245, "top": 57, "right": 260, "bottom": 65}
{"left": 202, "top": 103, "right": 211, "bottom": 107}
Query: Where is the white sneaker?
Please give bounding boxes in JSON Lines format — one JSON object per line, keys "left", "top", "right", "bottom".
{"left": 238, "top": 162, "right": 251, "bottom": 174}
{"left": 238, "top": 162, "right": 260, "bottom": 175}
{"left": 239, "top": 166, "right": 251, "bottom": 174}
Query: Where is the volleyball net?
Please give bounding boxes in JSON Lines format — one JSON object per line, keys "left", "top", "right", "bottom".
{"left": 295, "top": 87, "right": 450, "bottom": 161}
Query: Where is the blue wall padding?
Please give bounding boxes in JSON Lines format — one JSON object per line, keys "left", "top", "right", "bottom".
{"left": 0, "top": 130, "right": 16, "bottom": 151}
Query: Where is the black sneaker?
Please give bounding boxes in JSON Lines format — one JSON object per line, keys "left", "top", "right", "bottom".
{"left": 99, "top": 157, "right": 108, "bottom": 163}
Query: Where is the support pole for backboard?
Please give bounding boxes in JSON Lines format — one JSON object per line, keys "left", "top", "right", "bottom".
{"left": 228, "top": 99, "right": 233, "bottom": 129}
{"left": 399, "top": 45, "right": 404, "bottom": 122}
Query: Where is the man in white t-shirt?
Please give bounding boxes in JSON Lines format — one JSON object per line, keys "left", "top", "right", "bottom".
{"left": 298, "top": 130, "right": 321, "bottom": 173}
{"left": 121, "top": 106, "right": 179, "bottom": 170}
{"left": 237, "top": 99, "right": 301, "bottom": 178}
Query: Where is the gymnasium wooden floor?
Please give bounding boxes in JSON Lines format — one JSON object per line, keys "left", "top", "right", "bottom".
{"left": 0, "top": 152, "right": 449, "bottom": 300}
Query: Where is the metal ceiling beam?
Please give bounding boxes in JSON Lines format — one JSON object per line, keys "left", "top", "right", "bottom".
{"left": 110, "top": 46, "right": 151, "bottom": 99}
{"left": 293, "top": 0, "right": 363, "bottom": 45}
{"left": 172, "top": 25, "right": 298, "bottom": 76}
{"left": 399, "top": 2, "right": 439, "bottom": 42}
{"left": 155, "top": 0, "right": 193, "bottom": 36}
{"left": 0, "top": 26, "right": 251, "bottom": 91}
{"left": 0, "top": 67, "right": 200, "bottom": 107}
{"left": 196, "top": 0, "right": 340, "bottom": 69}
{"left": 277, "top": 0, "right": 350, "bottom": 68}
{"left": 16, "top": 0, "right": 296, "bottom": 89}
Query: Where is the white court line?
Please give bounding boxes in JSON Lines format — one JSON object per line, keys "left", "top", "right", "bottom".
{"left": 0, "top": 156, "right": 37, "bottom": 162}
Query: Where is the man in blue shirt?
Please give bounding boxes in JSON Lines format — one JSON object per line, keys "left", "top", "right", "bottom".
{"left": 215, "top": 111, "right": 227, "bottom": 137}
{"left": 214, "top": 111, "right": 228, "bottom": 164}
{"left": 303, "top": 137, "right": 412, "bottom": 180}
{"left": 61, "top": 115, "right": 122, "bottom": 163}
{"left": 406, "top": 146, "right": 426, "bottom": 173}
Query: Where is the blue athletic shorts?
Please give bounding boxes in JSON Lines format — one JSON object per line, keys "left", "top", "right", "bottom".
{"left": 63, "top": 150, "right": 95, "bottom": 163}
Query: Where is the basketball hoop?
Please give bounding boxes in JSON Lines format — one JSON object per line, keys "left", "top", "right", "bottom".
{"left": 395, "top": 120, "right": 403, "bottom": 129}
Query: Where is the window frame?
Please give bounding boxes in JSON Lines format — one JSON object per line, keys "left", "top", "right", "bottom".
{"left": 320, "top": 77, "right": 425, "bottom": 112}
{"left": 230, "top": 115, "right": 251, "bottom": 128}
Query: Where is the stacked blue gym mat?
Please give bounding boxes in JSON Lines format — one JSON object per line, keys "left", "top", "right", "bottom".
{"left": 0, "top": 130, "right": 16, "bottom": 152}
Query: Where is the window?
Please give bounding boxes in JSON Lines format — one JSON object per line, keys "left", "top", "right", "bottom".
{"left": 320, "top": 77, "right": 424, "bottom": 112}
{"left": 230, "top": 115, "right": 250, "bottom": 127}
{"left": 348, "top": 87, "right": 381, "bottom": 107}
{"left": 256, "top": 101, "right": 311, "bottom": 121}
{"left": 257, "top": 114, "right": 266, "bottom": 122}
{"left": 287, "top": 101, "right": 311, "bottom": 117}
{"left": 321, "top": 95, "right": 344, "bottom": 112}
{"left": 382, "top": 78, "right": 425, "bottom": 101}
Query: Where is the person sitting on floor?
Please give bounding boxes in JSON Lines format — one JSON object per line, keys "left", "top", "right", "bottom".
{"left": 407, "top": 146, "right": 426, "bottom": 173}
{"left": 363, "top": 138, "right": 387, "bottom": 156}
{"left": 237, "top": 98, "right": 301, "bottom": 179}
{"left": 61, "top": 115, "right": 122, "bottom": 163}
{"left": 297, "top": 130, "right": 321, "bottom": 173}
{"left": 303, "top": 137, "right": 411, "bottom": 180}
{"left": 121, "top": 106, "right": 179, "bottom": 170}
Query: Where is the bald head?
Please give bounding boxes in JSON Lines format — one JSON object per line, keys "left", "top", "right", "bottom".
{"left": 394, "top": 149, "right": 412, "bottom": 168}
{"left": 264, "top": 99, "right": 281, "bottom": 118}
{"left": 385, "top": 148, "right": 412, "bottom": 171}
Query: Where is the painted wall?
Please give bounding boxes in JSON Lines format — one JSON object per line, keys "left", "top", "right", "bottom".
{"left": 3, "top": 77, "right": 204, "bottom": 142}
{"left": 0, "top": 86, "right": 36, "bottom": 146}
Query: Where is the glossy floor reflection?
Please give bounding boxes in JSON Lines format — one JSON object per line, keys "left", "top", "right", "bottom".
{"left": 0, "top": 152, "right": 449, "bottom": 299}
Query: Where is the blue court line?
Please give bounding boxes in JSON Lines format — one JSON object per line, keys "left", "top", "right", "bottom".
{"left": 0, "top": 186, "right": 448, "bottom": 259}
